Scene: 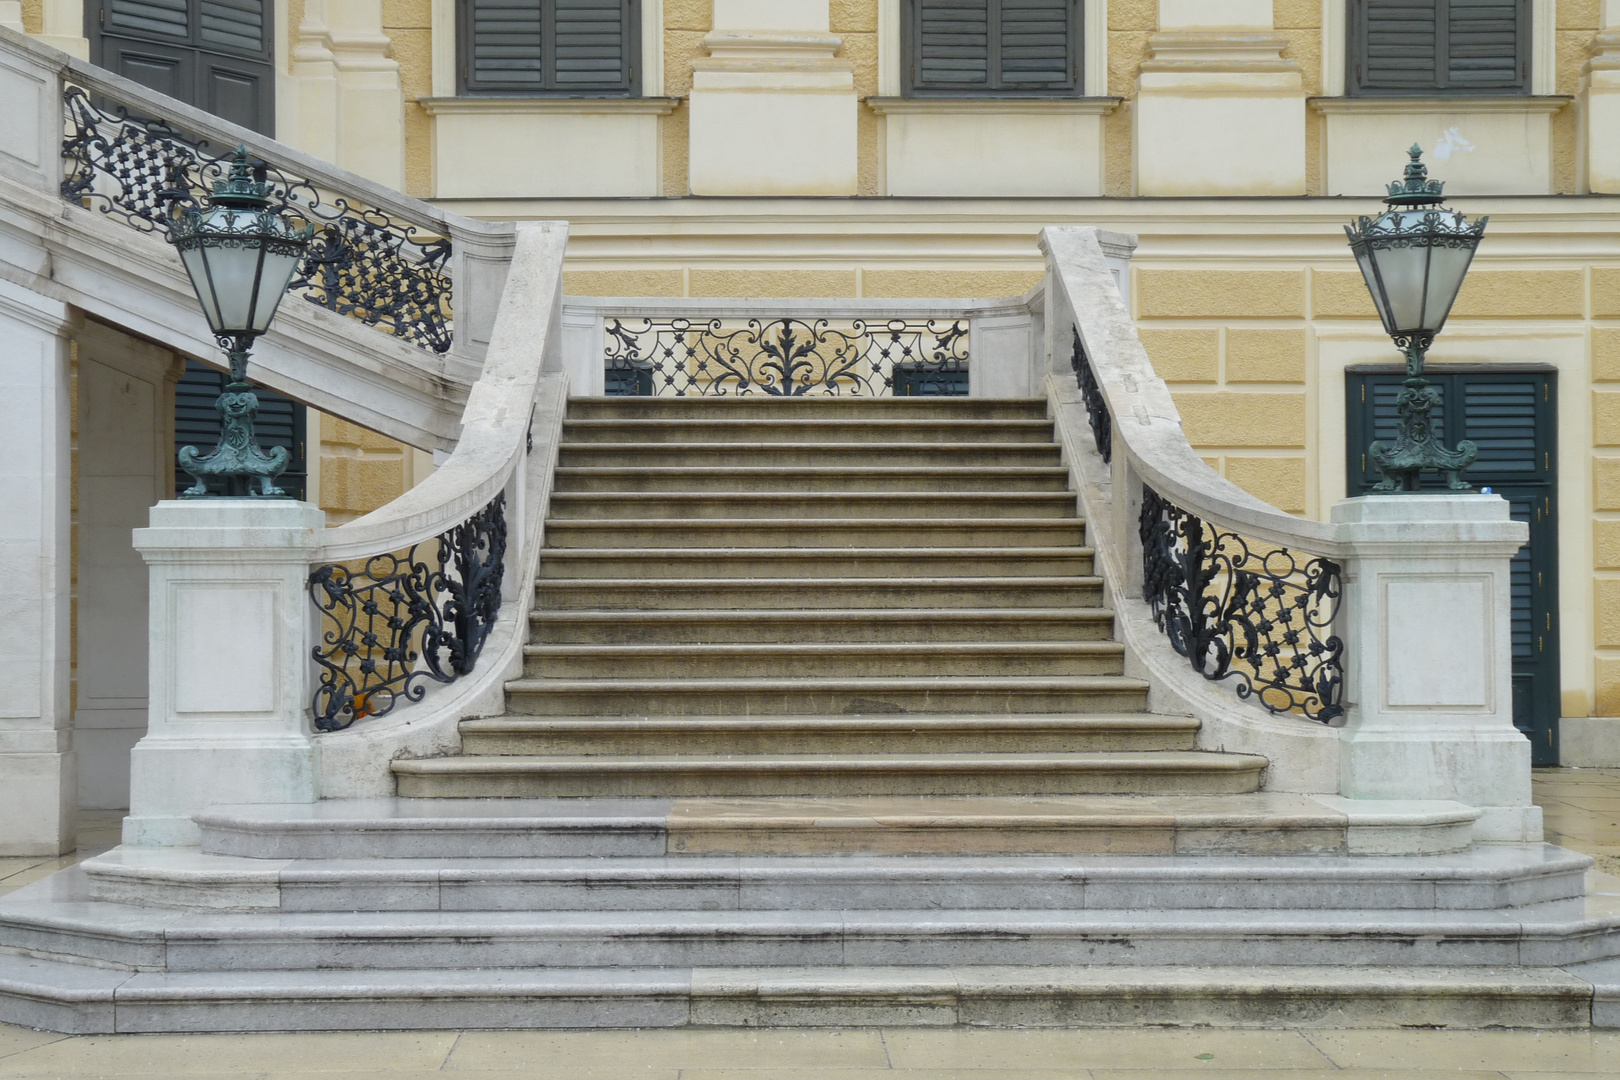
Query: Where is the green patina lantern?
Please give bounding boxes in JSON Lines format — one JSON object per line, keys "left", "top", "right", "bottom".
{"left": 169, "top": 147, "right": 314, "bottom": 497}
{"left": 1346, "top": 145, "right": 1488, "bottom": 492}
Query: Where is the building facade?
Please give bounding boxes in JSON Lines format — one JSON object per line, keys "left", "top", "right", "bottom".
{"left": 2, "top": 0, "right": 1618, "bottom": 822}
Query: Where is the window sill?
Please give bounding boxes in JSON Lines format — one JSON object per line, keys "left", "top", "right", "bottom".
{"left": 419, "top": 97, "right": 682, "bottom": 116}
{"left": 865, "top": 96, "right": 1122, "bottom": 116}
{"left": 1310, "top": 96, "right": 1571, "bottom": 116}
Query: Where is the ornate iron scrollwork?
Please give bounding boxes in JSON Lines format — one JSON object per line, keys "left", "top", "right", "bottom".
{"left": 1139, "top": 486, "right": 1344, "bottom": 724}
{"left": 1071, "top": 326, "right": 1112, "bottom": 463}
{"left": 308, "top": 493, "right": 506, "bottom": 732}
{"left": 602, "top": 317, "right": 969, "bottom": 396}
{"left": 61, "top": 86, "right": 452, "bottom": 353}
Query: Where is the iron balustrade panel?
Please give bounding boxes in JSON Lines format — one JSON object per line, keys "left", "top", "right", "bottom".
{"left": 1138, "top": 486, "right": 1345, "bottom": 724}
{"left": 1070, "top": 325, "right": 1112, "bottom": 463}
{"left": 60, "top": 85, "right": 454, "bottom": 354}
{"left": 602, "top": 317, "right": 970, "bottom": 396}
{"left": 308, "top": 493, "right": 507, "bottom": 732}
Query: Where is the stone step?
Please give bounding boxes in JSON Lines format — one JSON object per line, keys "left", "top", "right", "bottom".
{"left": 562, "top": 419, "right": 1057, "bottom": 445}
{"left": 190, "top": 796, "right": 1486, "bottom": 861}
{"left": 500, "top": 674, "right": 1149, "bottom": 719}
{"left": 3, "top": 951, "right": 1605, "bottom": 1033}
{"left": 542, "top": 518, "right": 1087, "bottom": 549}
{"left": 553, "top": 466, "right": 1074, "bottom": 494}
{"left": 528, "top": 608, "right": 1117, "bottom": 644}
{"left": 546, "top": 492, "right": 1078, "bottom": 521}
{"left": 7, "top": 891, "right": 1618, "bottom": 975}
{"left": 78, "top": 844, "right": 1589, "bottom": 914}
{"left": 557, "top": 442, "right": 1065, "bottom": 469}
{"left": 459, "top": 713, "right": 1186, "bottom": 756}
{"left": 566, "top": 397, "right": 1052, "bottom": 421}
{"left": 519, "top": 643, "right": 1126, "bottom": 680}
{"left": 391, "top": 749, "right": 1255, "bottom": 798}
{"left": 531, "top": 577, "right": 1105, "bottom": 611}
{"left": 536, "top": 548, "right": 1095, "bottom": 580}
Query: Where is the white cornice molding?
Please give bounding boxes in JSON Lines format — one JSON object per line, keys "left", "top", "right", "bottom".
{"left": 1311, "top": 95, "right": 1572, "bottom": 115}
{"left": 865, "top": 96, "right": 1122, "bottom": 116}
{"left": 419, "top": 96, "right": 681, "bottom": 116}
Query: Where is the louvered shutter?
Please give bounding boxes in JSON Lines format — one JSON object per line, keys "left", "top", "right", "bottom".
{"left": 1353, "top": 0, "right": 1527, "bottom": 94}
{"left": 462, "top": 0, "right": 635, "bottom": 94}
{"left": 175, "top": 360, "right": 306, "bottom": 500}
{"left": 106, "top": 0, "right": 190, "bottom": 39}
{"left": 909, "top": 0, "right": 1079, "bottom": 95}
{"left": 198, "top": 0, "right": 266, "bottom": 54}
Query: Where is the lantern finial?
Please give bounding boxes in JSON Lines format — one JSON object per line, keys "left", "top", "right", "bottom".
{"left": 1384, "top": 144, "right": 1447, "bottom": 207}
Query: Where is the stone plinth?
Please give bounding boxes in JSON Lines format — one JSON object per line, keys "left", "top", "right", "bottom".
{"left": 1333, "top": 494, "right": 1538, "bottom": 843}
{"left": 125, "top": 500, "right": 324, "bottom": 846}
{"left": 1581, "top": 3, "right": 1620, "bottom": 194}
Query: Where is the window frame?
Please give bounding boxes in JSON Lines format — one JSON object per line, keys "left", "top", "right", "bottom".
{"left": 902, "top": 0, "right": 1083, "bottom": 99}
{"left": 456, "top": 0, "right": 642, "bottom": 98}
{"left": 1346, "top": 0, "right": 1531, "bottom": 98}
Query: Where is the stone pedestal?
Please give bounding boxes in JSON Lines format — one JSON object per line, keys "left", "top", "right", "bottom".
{"left": 0, "top": 279, "right": 75, "bottom": 856}
{"left": 125, "top": 500, "right": 324, "bottom": 846}
{"left": 1580, "top": 1, "right": 1620, "bottom": 194}
{"left": 687, "top": 0, "right": 857, "bottom": 196}
{"left": 1333, "top": 495, "right": 1538, "bottom": 843}
{"left": 1134, "top": 2, "right": 1305, "bottom": 197}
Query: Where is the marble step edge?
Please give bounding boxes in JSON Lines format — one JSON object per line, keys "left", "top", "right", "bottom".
{"left": 1, "top": 954, "right": 1611, "bottom": 1034}
{"left": 527, "top": 607, "right": 1115, "bottom": 624}
{"left": 499, "top": 676, "right": 1148, "bottom": 694}
{"left": 459, "top": 713, "right": 1190, "bottom": 736}
{"left": 76, "top": 844, "right": 1592, "bottom": 914}
{"left": 535, "top": 546, "right": 1095, "bottom": 561}
{"left": 517, "top": 642, "right": 1127, "bottom": 659}
{"left": 390, "top": 751, "right": 1260, "bottom": 778}
{"left": 191, "top": 795, "right": 1486, "bottom": 860}
{"left": 6, "top": 891, "right": 1620, "bottom": 974}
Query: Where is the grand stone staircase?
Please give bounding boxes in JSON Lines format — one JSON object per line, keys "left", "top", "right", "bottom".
{"left": 3, "top": 396, "right": 1620, "bottom": 1032}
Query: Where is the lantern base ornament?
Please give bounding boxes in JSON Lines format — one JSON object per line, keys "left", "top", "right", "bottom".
{"left": 1367, "top": 334, "right": 1478, "bottom": 493}
{"left": 178, "top": 342, "right": 292, "bottom": 498}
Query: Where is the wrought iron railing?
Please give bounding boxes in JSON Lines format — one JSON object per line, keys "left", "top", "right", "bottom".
{"left": 60, "top": 86, "right": 453, "bottom": 354}
{"left": 1071, "top": 327, "right": 1112, "bottom": 463}
{"left": 602, "top": 317, "right": 970, "bottom": 396}
{"left": 308, "top": 493, "right": 507, "bottom": 732}
{"left": 1138, "top": 486, "right": 1344, "bottom": 723}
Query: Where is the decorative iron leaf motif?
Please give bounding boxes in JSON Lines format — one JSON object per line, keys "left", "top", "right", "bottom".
{"left": 603, "top": 317, "right": 969, "bottom": 396}
{"left": 1139, "top": 486, "right": 1344, "bottom": 724}
{"left": 60, "top": 86, "right": 452, "bottom": 353}
{"left": 1070, "top": 326, "right": 1111, "bottom": 463}
{"left": 308, "top": 493, "right": 506, "bottom": 732}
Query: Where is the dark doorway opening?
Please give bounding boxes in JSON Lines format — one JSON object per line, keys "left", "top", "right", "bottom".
{"left": 1347, "top": 365, "right": 1561, "bottom": 764}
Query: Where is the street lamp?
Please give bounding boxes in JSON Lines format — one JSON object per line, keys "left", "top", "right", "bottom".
{"left": 169, "top": 147, "right": 314, "bottom": 497}
{"left": 1345, "top": 145, "right": 1487, "bottom": 492}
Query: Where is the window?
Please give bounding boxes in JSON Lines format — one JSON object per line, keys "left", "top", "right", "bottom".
{"left": 1349, "top": 0, "right": 1529, "bottom": 96}
{"left": 458, "top": 0, "right": 639, "bottom": 95}
{"left": 87, "top": 0, "right": 275, "bottom": 133}
{"left": 904, "top": 0, "right": 1081, "bottom": 97}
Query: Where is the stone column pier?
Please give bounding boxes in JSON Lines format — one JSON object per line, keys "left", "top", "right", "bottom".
{"left": 1334, "top": 494, "right": 1539, "bottom": 843}
{"left": 687, "top": 0, "right": 858, "bottom": 196}
{"left": 125, "top": 500, "right": 324, "bottom": 846}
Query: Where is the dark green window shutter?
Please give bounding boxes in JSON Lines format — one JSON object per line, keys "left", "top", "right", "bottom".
{"left": 1351, "top": 0, "right": 1528, "bottom": 95}
{"left": 106, "top": 0, "right": 190, "bottom": 39}
{"left": 461, "top": 0, "right": 637, "bottom": 95}
{"left": 908, "top": 0, "right": 1080, "bottom": 96}
{"left": 198, "top": 0, "right": 265, "bottom": 53}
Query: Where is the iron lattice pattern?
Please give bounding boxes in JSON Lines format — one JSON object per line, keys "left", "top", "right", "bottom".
{"left": 1070, "top": 326, "right": 1111, "bottom": 463}
{"left": 602, "top": 317, "right": 970, "bottom": 396}
{"left": 1138, "top": 486, "right": 1345, "bottom": 724}
{"left": 60, "top": 86, "right": 453, "bottom": 353}
{"left": 307, "top": 494, "right": 506, "bottom": 732}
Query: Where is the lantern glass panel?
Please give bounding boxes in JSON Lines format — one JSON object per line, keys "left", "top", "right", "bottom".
{"left": 202, "top": 238, "right": 267, "bottom": 334}
{"left": 250, "top": 245, "right": 304, "bottom": 333}
{"left": 1368, "top": 238, "right": 1428, "bottom": 334}
{"left": 1420, "top": 241, "right": 1476, "bottom": 333}
{"left": 178, "top": 245, "right": 223, "bottom": 332}
{"left": 1353, "top": 245, "right": 1394, "bottom": 333}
